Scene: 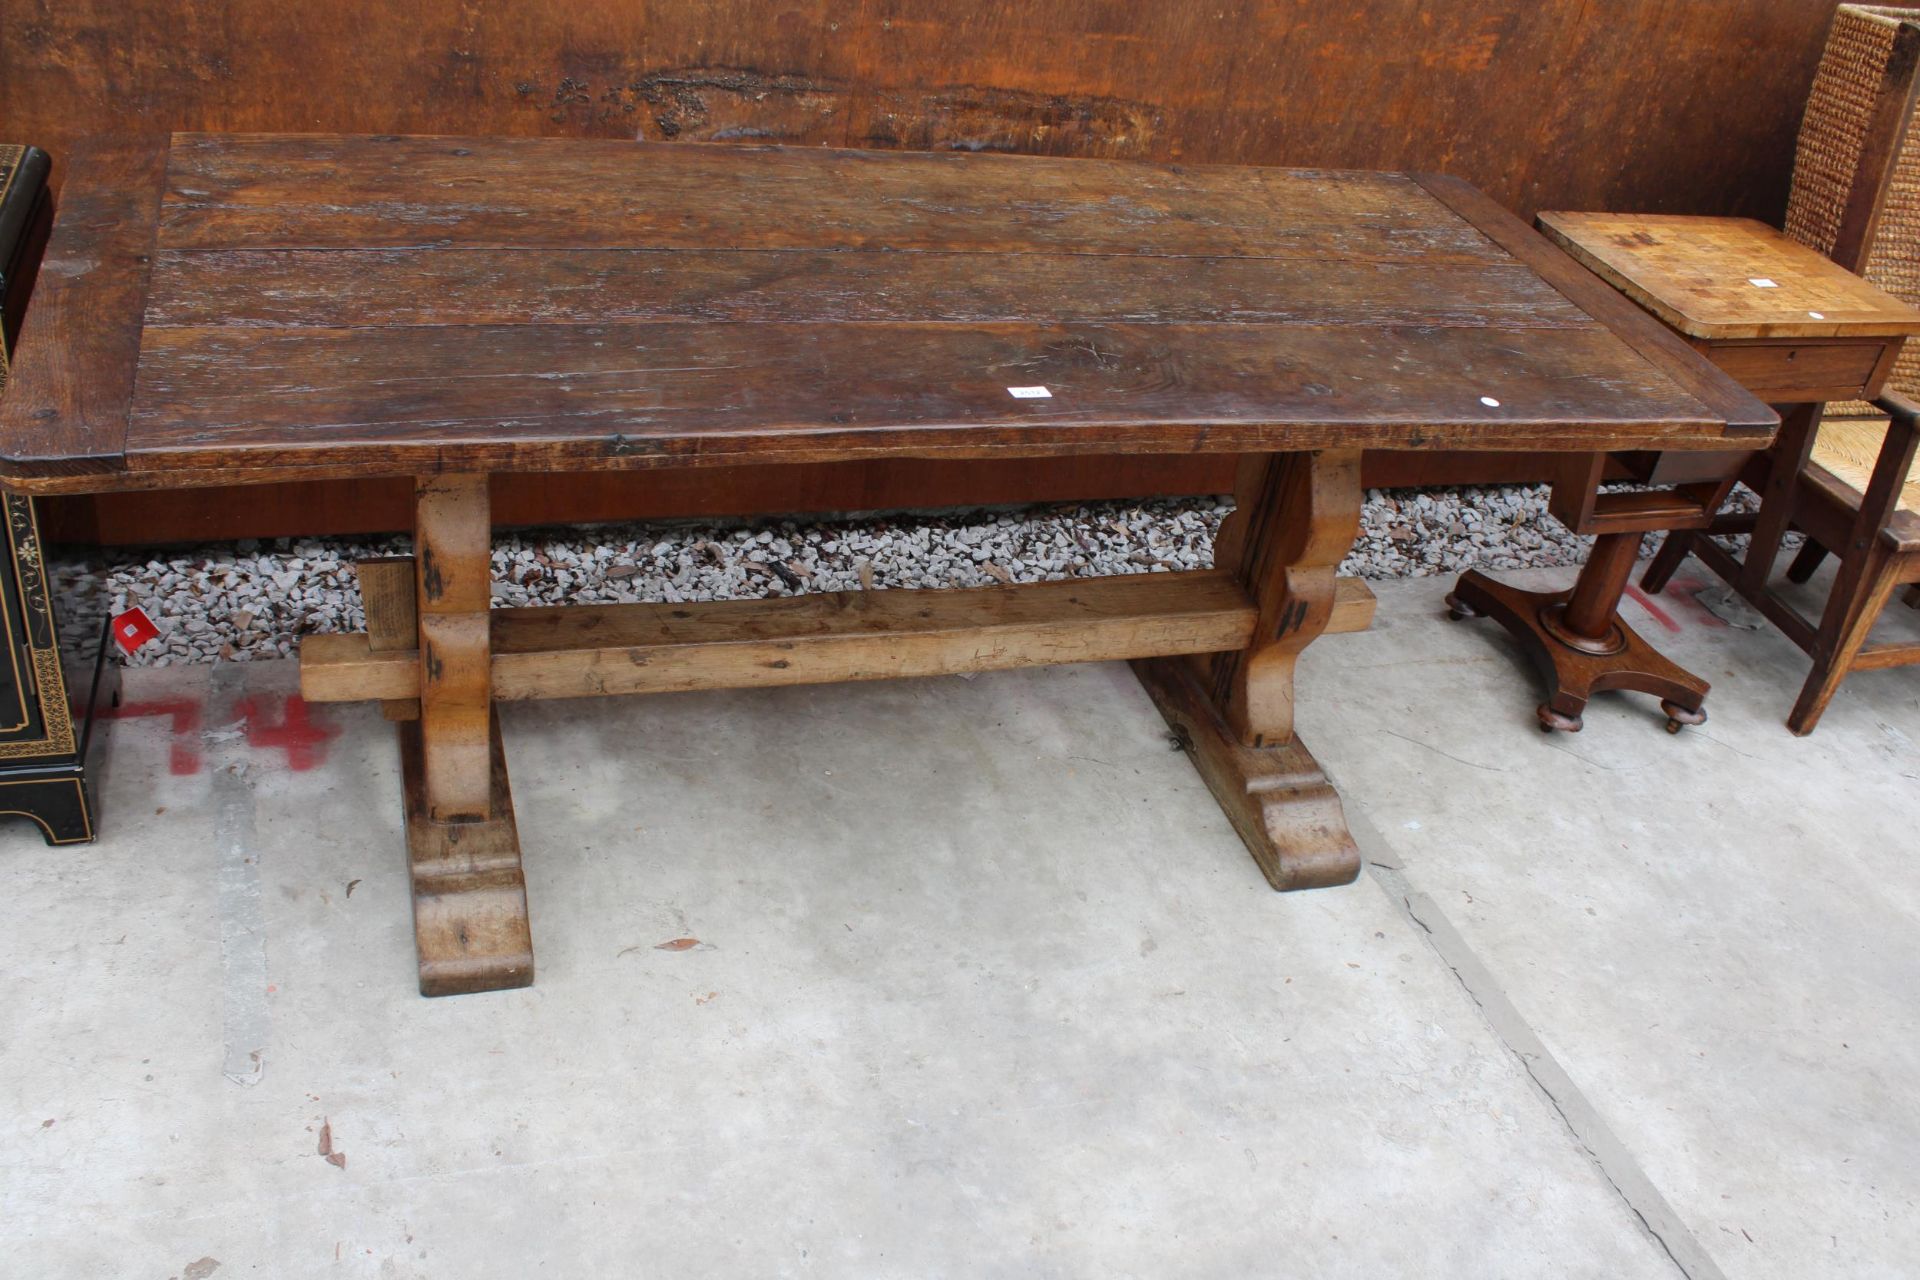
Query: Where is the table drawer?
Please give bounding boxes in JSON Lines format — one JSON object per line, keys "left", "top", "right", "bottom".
{"left": 1701, "top": 337, "right": 1898, "bottom": 403}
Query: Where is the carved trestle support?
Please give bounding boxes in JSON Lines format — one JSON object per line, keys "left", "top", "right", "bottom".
{"left": 1135, "top": 449, "right": 1366, "bottom": 890}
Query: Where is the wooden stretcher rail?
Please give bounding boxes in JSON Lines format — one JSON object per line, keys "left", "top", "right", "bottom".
{"left": 1853, "top": 640, "right": 1920, "bottom": 671}
{"left": 301, "top": 571, "right": 1377, "bottom": 705}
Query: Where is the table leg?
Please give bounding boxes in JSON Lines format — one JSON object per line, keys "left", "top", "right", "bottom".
{"left": 418, "top": 475, "right": 494, "bottom": 822}
{"left": 1448, "top": 530, "right": 1709, "bottom": 733}
{"left": 1736, "top": 403, "right": 1822, "bottom": 594}
{"left": 390, "top": 474, "right": 532, "bottom": 996}
{"left": 1134, "top": 449, "right": 1364, "bottom": 891}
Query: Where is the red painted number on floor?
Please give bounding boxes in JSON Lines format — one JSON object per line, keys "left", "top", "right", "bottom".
{"left": 82, "top": 691, "right": 340, "bottom": 775}
{"left": 233, "top": 695, "right": 340, "bottom": 771}
{"left": 90, "top": 698, "right": 205, "bottom": 776}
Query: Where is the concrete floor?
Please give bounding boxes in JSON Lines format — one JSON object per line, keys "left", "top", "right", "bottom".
{"left": 3, "top": 558, "right": 1916, "bottom": 1278}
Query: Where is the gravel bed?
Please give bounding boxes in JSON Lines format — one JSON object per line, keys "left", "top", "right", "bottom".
{"left": 49, "top": 484, "right": 1740, "bottom": 668}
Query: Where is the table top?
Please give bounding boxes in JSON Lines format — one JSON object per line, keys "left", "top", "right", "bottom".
{"left": 1537, "top": 212, "right": 1920, "bottom": 342}
{"left": 0, "top": 134, "right": 1774, "bottom": 494}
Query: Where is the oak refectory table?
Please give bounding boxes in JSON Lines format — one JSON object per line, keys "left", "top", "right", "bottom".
{"left": 0, "top": 134, "right": 1776, "bottom": 995}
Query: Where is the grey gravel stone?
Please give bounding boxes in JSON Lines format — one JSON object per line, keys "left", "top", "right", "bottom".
{"left": 48, "top": 483, "right": 1774, "bottom": 668}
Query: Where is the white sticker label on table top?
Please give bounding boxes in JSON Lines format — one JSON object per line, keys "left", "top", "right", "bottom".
{"left": 1479, "top": 395, "right": 1501, "bottom": 407}
{"left": 1748, "top": 278, "right": 1778, "bottom": 288}
{"left": 1809, "top": 311, "right": 1826, "bottom": 319}
{"left": 1007, "top": 385, "right": 1053, "bottom": 398}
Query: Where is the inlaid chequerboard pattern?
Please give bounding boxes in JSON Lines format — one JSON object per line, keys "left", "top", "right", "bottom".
{"left": 1539, "top": 212, "right": 1920, "bottom": 341}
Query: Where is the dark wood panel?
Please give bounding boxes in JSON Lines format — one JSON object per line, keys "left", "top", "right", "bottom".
{"left": 128, "top": 318, "right": 1720, "bottom": 472}
{"left": 0, "top": 134, "right": 1750, "bottom": 490}
{"left": 160, "top": 134, "right": 1498, "bottom": 260}
{"left": 36, "top": 450, "right": 1625, "bottom": 546}
{"left": 146, "top": 248, "right": 1590, "bottom": 330}
{"left": 0, "top": 1, "right": 1898, "bottom": 222}
{"left": 1704, "top": 339, "right": 1896, "bottom": 401}
{"left": 0, "top": 138, "right": 167, "bottom": 479}
{"left": 1413, "top": 173, "right": 1778, "bottom": 440}
{"left": 43, "top": 460, "right": 1234, "bottom": 544}
{"left": 5, "top": 0, "right": 1882, "bottom": 541}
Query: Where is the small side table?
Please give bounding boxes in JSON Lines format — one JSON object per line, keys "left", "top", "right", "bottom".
{"left": 1450, "top": 214, "right": 1920, "bottom": 732}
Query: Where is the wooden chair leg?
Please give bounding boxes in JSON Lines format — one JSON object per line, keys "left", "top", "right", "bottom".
{"left": 1788, "top": 549, "right": 1901, "bottom": 735}
{"left": 1785, "top": 539, "right": 1829, "bottom": 585}
{"left": 1135, "top": 448, "right": 1366, "bottom": 891}
{"left": 1791, "top": 393, "right": 1920, "bottom": 734}
{"left": 1640, "top": 530, "right": 1694, "bottom": 593}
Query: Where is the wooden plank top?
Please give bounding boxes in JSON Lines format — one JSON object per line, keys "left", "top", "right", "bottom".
{"left": 0, "top": 134, "right": 1776, "bottom": 493}
{"left": 1538, "top": 212, "right": 1920, "bottom": 342}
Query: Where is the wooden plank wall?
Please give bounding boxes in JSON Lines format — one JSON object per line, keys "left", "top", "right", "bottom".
{"left": 2, "top": 0, "right": 1904, "bottom": 543}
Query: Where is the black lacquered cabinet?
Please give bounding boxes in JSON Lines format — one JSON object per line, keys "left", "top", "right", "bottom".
{"left": 1, "top": 143, "right": 111, "bottom": 844}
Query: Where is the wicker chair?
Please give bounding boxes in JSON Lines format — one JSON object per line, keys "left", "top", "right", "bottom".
{"left": 1645, "top": 4, "right": 1920, "bottom": 733}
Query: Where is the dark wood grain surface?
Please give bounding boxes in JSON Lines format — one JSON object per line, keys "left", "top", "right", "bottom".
{"left": 156, "top": 135, "right": 1502, "bottom": 258}
{"left": 1411, "top": 173, "right": 1782, "bottom": 437}
{"left": 1, "top": 133, "right": 1776, "bottom": 491}
{"left": 0, "top": 0, "right": 1886, "bottom": 225}
{"left": 146, "top": 249, "right": 1588, "bottom": 330}
{"left": 0, "top": 0, "right": 1885, "bottom": 530}
{"left": 0, "top": 138, "right": 168, "bottom": 483}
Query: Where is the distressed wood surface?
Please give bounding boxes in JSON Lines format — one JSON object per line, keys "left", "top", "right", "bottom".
{"left": 0, "top": 138, "right": 168, "bottom": 481}
{"left": 399, "top": 711, "right": 533, "bottom": 997}
{"left": 0, "top": 0, "right": 1870, "bottom": 524}
{"left": 0, "top": 1, "right": 1866, "bottom": 224}
{"left": 300, "top": 570, "right": 1379, "bottom": 704}
{"left": 157, "top": 135, "right": 1503, "bottom": 259}
{"left": 357, "top": 555, "right": 422, "bottom": 721}
{"left": 414, "top": 474, "right": 493, "bottom": 822}
{"left": 4, "top": 135, "right": 1776, "bottom": 489}
{"left": 127, "top": 317, "right": 1747, "bottom": 472}
{"left": 1206, "top": 449, "right": 1363, "bottom": 747}
{"left": 145, "top": 249, "right": 1588, "bottom": 330}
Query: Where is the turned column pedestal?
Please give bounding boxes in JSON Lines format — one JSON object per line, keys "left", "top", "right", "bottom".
{"left": 1447, "top": 516, "right": 1713, "bottom": 734}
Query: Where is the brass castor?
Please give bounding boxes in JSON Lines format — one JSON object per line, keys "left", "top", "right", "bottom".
{"left": 1444, "top": 592, "right": 1480, "bottom": 622}
{"left": 1661, "top": 700, "right": 1707, "bottom": 734}
{"left": 1536, "top": 704, "right": 1584, "bottom": 733}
